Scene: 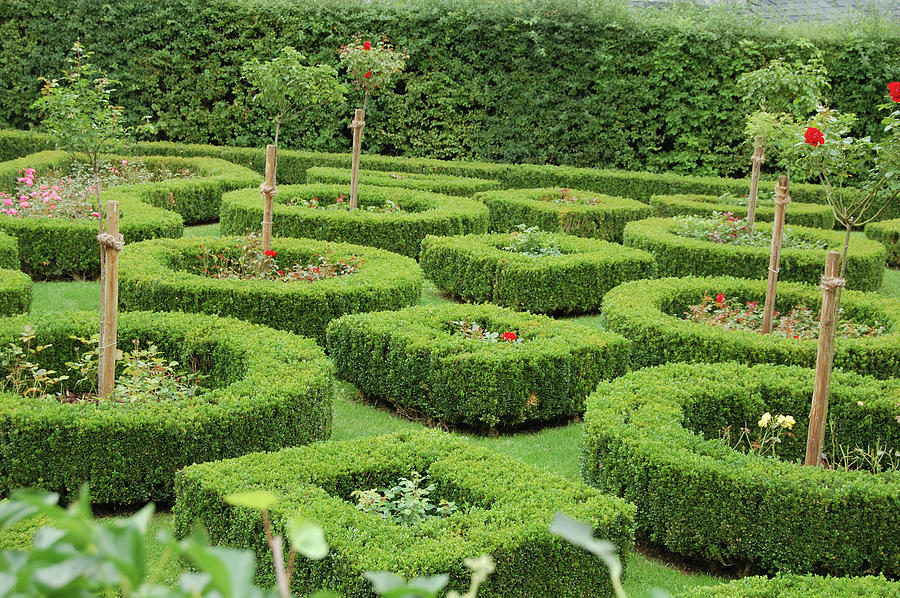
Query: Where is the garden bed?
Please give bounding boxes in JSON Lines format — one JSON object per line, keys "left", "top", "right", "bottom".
{"left": 419, "top": 230, "right": 655, "bottom": 314}
{"left": 865, "top": 217, "right": 900, "bottom": 267}
{"left": 173, "top": 430, "right": 635, "bottom": 598}
{"left": 676, "top": 574, "right": 900, "bottom": 598}
{"left": 649, "top": 193, "right": 834, "bottom": 229}
{"left": 582, "top": 361, "right": 900, "bottom": 576}
{"left": 326, "top": 303, "right": 629, "bottom": 430}
{"left": 0, "top": 310, "right": 333, "bottom": 505}
{"left": 220, "top": 183, "right": 488, "bottom": 257}
{"left": 119, "top": 236, "right": 422, "bottom": 343}
{"left": 622, "top": 217, "right": 885, "bottom": 290}
{"left": 305, "top": 166, "right": 502, "bottom": 196}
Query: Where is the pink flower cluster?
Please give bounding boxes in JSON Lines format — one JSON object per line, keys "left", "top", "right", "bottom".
{"left": 3, "top": 167, "right": 98, "bottom": 219}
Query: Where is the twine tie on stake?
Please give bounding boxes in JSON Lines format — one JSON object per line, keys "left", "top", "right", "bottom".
{"left": 350, "top": 118, "right": 365, "bottom": 130}
{"left": 259, "top": 182, "right": 278, "bottom": 197}
{"left": 96, "top": 232, "right": 124, "bottom": 252}
{"left": 820, "top": 276, "right": 846, "bottom": 292}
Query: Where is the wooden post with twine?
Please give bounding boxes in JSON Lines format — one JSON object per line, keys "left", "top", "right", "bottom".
{"left": 746, "top": 138, "right": 765, "bottom": 233}
{"left": 760, "top": 175, "right": 790, "bottom": 334}
{"left": 804, "top": 251, "right": 843, "bottom": 467}
{"left": 97, "top": 201, "right": 124, "bottom": 399}
{"left": 349, "top": 108, "right": 365, "bottom": 211}
{"left": 260, "top": 144, "right": 277, "bottom": 253}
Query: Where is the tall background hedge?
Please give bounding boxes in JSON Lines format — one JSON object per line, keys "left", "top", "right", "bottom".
{"left": 1, "top": 0, "right": 898, "bottom": 177}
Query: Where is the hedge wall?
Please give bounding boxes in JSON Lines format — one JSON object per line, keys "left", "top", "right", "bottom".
{"left": 866, "top": 217, "right": 900, "bottom": 267}
{"left": 582, "top": 361, "right": 900, "bottom": 576}
{"left": 419, "top": 232, "right": 655, "bottom": 314}
{"left": 676, "top": 574, "right": 900, "bottom": 598}
{"left": 119, "top": 236, "right": 423, "bottom": 343}
{"left": 0, "top": 268, "right": 32, "bottom": 316}
{"left": 0, "top": 231, "right": 18, "bottom": 270}
{"left": 623, "top": 217, "right": 886, "bottom": 291}
{"left": 0, "top": 310, "right": 334, "bottom": 505}
{"left": 306, "top": 166, "right": 502, "bottom": 196}
{"left": 326, "top": 304, "right": 630, "bottom": 430}
{"left": 649, "top": 193, "right": 834, "bottom": 229}
{"left": 220, "top": 183, "right": 488, "bottom": 258}
{"left": 174, "top": 430, "right": 636, "bottom": 598}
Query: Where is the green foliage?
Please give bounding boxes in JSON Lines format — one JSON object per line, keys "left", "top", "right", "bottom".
{"left": 352, "top": 471, "right": 458, "bottom": 525}
{"left": 306, "top": 166, "right": 501, "bottom": 196}
{"left": 338, "top": 36, "right": 407, "bottom": 109}
{"left": 622, "top": 217, "right": 886, "bottom": 290}
{"left": 419, "top": 232, "right": 655, "bottom": 315}
{"left": 581, "top": 361, "right": 900, "bottom": 576}
{"left": 738, "top": 55, "right": 829, "bottom": 118}
{"left": 325, "top": 304, "right": 630, "bottom": 429}
{"left": 0, "top": 268, "right": 31, "bottom": 315}
{"left": 649, "top": 193, "right": 834, "bottom": 229}
{"left": 502, "top": 225, "right": 562, "bottom": 257}
{"left": 865, "top": 216, "right": 900, "bottom": 265}
{"left": 676, "top": 574, "right": 900, "bottom": 598}
{"left": 0, "top": 310, "right": 334, "bottom": 504}
{"left": 173, "top": 430, "right": 635, "bottom": 597}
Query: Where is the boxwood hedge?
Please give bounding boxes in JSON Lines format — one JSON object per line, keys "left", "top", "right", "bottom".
{"left": 475, "top": 188, "right": 652, "bottom": 242}
{"left": 174, "top": 430, "right": 635, "bottom": 598}
{"left": 676, "top": 574, "right": 900, "bottom": 598}
{"left": 419, "top": 232, "right": 655, "bottom": 315}
{"left": 649, "top": 193, "right": 834, "bottom": 230}
{"left": 326, "top": 303, "right": 630, "bottom": 430}
{"left": 306, "top": 166, "right": 502, "bottom": 196}
{"left": 582, "top": 361, "right": 900, "bottom": 576}
{"left": 119, "top": 236, "right": 423, "bottom": 344}
{"left": 220, "top": 183, "right": 488, "bottom": 257}
{"left": 866, "top": 217, "right": 900, "bottom": 267}
{"left": 0, "top": 268, "right": 32, "bottom": 316}
{"left": 623, "top": 217, "right": 885, "bottom": 291}
{"left": 601, "top": 276, "right": 900, "bottom": 379}
{"left": 0, "top": 310, "right": 333, "bottom": 505}
{"left": 0, "top": 231, "right": 18, "bottom": 270}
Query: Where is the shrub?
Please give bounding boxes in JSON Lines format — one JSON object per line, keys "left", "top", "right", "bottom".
{"left": 866, "top": 217, "right": 900, "bottom": 267}
{"left": 0, "top": 232, "right": 32, "bottom": 315}
{"left": 601, "top": 276, "right": 900, "bottom": 378}
{"left": 581, "top": 361, "right": 900, "bottom": 576}
{"left": 649, "top": 193, "right": 834, "bottom": 229}
{"left": 475, "top": 188, "right": 652, "bottom": 242}
{"left": 0, "top": 310, "right": 334, "bottom": 505}
{"left": 326, "top": 303, "right": 630, "bottom": 430}
{"left": 676, "top": 574, "right": 900, "bottom": 598}
{"left": 220, "top": 183, "right": 488, "bottom": 257}
{"left": 419, "top": 231, "right": 655, "bottom": 314}
{"left": 622, "top": 217, "right": 885, "bottom": 290}
{"left": 173, "top": 429, "right": 636, "bottom": 598}
{"left": 119, "top": 236, "right": 423, "bottom": 343}
{"left": 0, "top": 130, "right": 54, "bottom": 162}
{"left": 0, "top": 231, "right": 18, "bottom": 270}
{"left": 306, "top": 166, "right": 502, "bottom": 196}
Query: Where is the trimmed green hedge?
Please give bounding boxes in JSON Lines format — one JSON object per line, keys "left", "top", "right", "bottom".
{"left": 174, "top": 430, "right": 635, "bottom": 598}
{"left": 306, "top": 166, "right": 502, "bottom": 196}
{"left": 0, "top": 130, "right": 54, "bottom": 162}
{"left": 0, "top": 149, "right": 72, "bottom": 195}
{"left": 676, "top": 574, "right": 900, "bottom": 598}
{"left": 476, "top": 188, "right": 653, "bottom": 242}
{"left": 220, "top": 184, "right": 488, "bottom": 258}
{"left": 0, "top": 231, "right": 18, "bottom": 269}
{"left": 419, "top": 232, "right": 655, "bottom": 315}
{"left": 0, "top": 268, "right": 32, "bottom": 316}
{"left": 623, "top": 217, "right": 885, "bottom": 291}
{"left": 866, "top": 217, "right": 900, "bottom": 267}
{"left": 649, "top": 193, "right": 834, "bottom": 230}
{"left": 582, "top": 361, "right": 900, "bottom": 576}
{"left": 601, "top": 276, "right": 900, "bottom": 379}
{"left": 0, "top": 310, "right": 334, "bottom": 505}
{"left": 326, "top": 303, "right": 630, "bottom": 430}
{"left": 119, "top": 236, "right": 422, "bottom": 343}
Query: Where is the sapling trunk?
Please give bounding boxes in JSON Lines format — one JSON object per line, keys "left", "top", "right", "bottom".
{"left": 273, "top": 116, "right": 280, "bottom": 185}
{"left": 833, "top": 219, "right": 853, "bottom": 321}
{"left": 94, "top": 158, "right": 107, "bottom": 390}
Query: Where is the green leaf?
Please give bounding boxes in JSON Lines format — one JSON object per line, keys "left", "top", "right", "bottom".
{"left": 0, "top": 489, "right": 60, "bottom": 531}
{"left": 223, "top": 490, "right": 278, "bottom": 511}
{"left": 285, "top": 517, "right": 328, "bottom": 560}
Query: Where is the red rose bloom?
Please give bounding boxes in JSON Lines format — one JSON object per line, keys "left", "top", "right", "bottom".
{"left": 715, "top": 293, "right": 725, "bottom": 305}
{"left": 277, "top": 270, "right": 283, "bottom": 276}
{"left": 264, "top": 249, "right": 277, "bottom": 257}
{"left": 363, "top": 40, "right": 371, "bottom": 50}
{"left": 805, "top": 127, "right": 825, "bottom": 146}
{"left": 889, "top": 81, "right": 900, "bottom": 102}
{"left": 502, "top": 332, "right": 517, "bottom": 342}
{"left": 364, "top": 71, "right": 372, "bottom": 79}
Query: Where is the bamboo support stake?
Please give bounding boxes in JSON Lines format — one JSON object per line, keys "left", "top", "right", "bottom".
{"left": 349, "top": 108, "right": 366, "bottom": 211}
{"left": 804, "top": 251, "right": 843, "bottom": 467}
{"left": 260, "top": 144, "right": 277, "bottom": 253}
{"left": 747, "top": 138, "right": 765, "bottom": 233}
{"left": 760, "top": 175, "right": 790, "bottom": 334}
{"left": 98, "top": 201, "right": 124, "bottom": 399}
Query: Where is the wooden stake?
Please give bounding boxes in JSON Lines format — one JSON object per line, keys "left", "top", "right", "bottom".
{"left": 349, "top": 108, "right": 365, "bottom": 211}
{"left": 98, "top": 201, "right": 123, "bottom": 399}
{"left": 760, "top": 175, "right": 790, "bottom": 334}
{"left": 747, "top": 138, "right": 765, "bottom": 234}
{"left": 260, "top": 144, "right": 277, "bottom": 253}
{"left": 804, "top": 251, "right": 843, "bottom": 467}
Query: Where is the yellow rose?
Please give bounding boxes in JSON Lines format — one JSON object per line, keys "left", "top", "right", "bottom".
{"left": 775, "top": 414, "right": 796, "bottom": 430}
{"left": 758, "top": 412, "right": 772, "bottom": 428}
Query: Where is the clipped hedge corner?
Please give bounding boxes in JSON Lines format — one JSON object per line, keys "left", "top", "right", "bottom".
{"left": 866, "top": 217, "right": 900, "bottom": 267}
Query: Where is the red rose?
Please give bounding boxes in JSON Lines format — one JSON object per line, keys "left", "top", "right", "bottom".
{"left": 715, "top": 293, "right": 725, "bottom": 305}
{"left": 277, "top": 270, "right": 283, "bottom": 275}
{"left": 805, "top": 127, "right": 825, "bottom": 146}
{"left": 264, "top": 249, "right": 277, "bottom": 257}
{"left": 363, "top": 40, "right": 371, "bottom": 50}
{"left": 502, "top": 332, "right": 517, "bottom": 342}
{"left": 364, "top": 71, "right": 372, "bottom": 79}
{"left": 889, "top": 82, "right": 900, "bottom": 102}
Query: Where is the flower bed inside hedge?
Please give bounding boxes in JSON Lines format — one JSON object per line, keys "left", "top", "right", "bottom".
{"left": 305, "top": 166, "right": 502, "bottom": 196}
{"left": 601, "top": 276, "right": 900, "bottom": 378}
{"left": 173, "top": 430, "right": 635, "bottom": 598}
{"left": 675, "top": 574, "right": 900, "bottom": 598}
{"left": 866, "top": 217, "right": 900, "bottom": 267}
{"left": 119, "top": 236, "right": 423, "bottom": 343}
{"left": 582, "top": 361, "right": 900, "bottom": 576}
{"left": 419, "top": 231, "right": 655, "bottom": 314}
{"left": 326, "top": 303, "right": 630, "bottom": 430}
{"left": 220, "top": 183, "right": 488, "bottom": 257}
{"left": 0, "top": 310, "right": 333, "bottom": 505}
{"left": 623, "top": 217, "right": 885, "bottom": 290}
{"left": 649, "top": 193, "right": 834, "bottom": 229}
{"left": 474, "top": 187, "right": 652, "bottom": 242}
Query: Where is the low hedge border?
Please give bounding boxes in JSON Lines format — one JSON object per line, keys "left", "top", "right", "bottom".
{"left": 0, "top": 231, "right": 19, "bottom": 270}
{"left": 582, "top": 361, "right": 900, "bottom": 576}
{"left": 649, "top": 194, "right": 835, "bottom": 229}
{"left": 326, "top": 303, "right": 630, "bottom": 430}
{"left": 601, "top": 276, "right": 900, "bottom": 379}
{"left": 623, "top": 217, "right": 885, "bottom": 291}
{"left": 475, "top": 188, "right": 652, "bottom": 242}
{"left": 119, "top": 236, "right": 423, "bottom": 344}
{"left": 306, "top": 166, "right": 502, "bottom": 196}
{"left": 676, "top": 574, "right": 900, "bottom": 598}
{"left": 173, "top": 430, "right": 636, "bottom": 598}
{"left": 0, "top": 310, "right": 333, "bottom": 505}
{"left": 419, "top": 232, "right": 655, "bottom": 315}
{"left": 866, "top": 217, "right": 900, "bottom": 267}
{"left": 0, "top": 268, "right": 32, "bottom": 315}
{"left": 220, "top": 184, "right": 488, "bottom": 258}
